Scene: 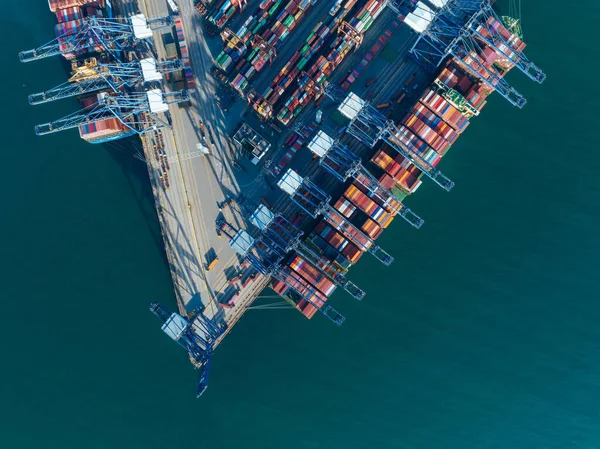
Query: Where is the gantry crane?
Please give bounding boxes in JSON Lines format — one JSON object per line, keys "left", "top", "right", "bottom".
{"left": 327, "top": 88, "right": 454, "bottom": 191}
{"left": 466, "top": 1, "right": 545, "bottom": 83}
{"left": 338, "top": 21, "right": 363, "bottom": 47}
{"left": 227, "top": 225, "right": 346, "bottom": 325}
{"left": 239, "top": 198, "right": 366, "bottom": 300}
{"left": 19, "top": 14, "right": 172, "bottom": 63}
{"left": 252, "top": 35, "right": 276, "bottom": 67}
{"left": 149, "top": 302, "right": 226, "bottom": 397}
{"left": 276, "top": 168, "right": 394, "bottom": 266}
{"left": 34, "top": 89, "right": 189, "bottom": 136}
{"left": 28, "top": 57, "right": 183, "bottom": 105}
{"left": 409, "top": 0, "right": 545, "bottom": 108}
{"left": 307, "top": 130, "right": 424, "bottom": 229}
{"left": 385, "top": 0, "right": 410, "bottom": 15}
{"left": 220, "top": 27, "right": 248, "bottom": 50}
{"left": 433, "top": 78, "right": 480, "bottom": 118}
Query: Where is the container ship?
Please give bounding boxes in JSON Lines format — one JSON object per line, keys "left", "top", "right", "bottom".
{"left": 237, "top": 2, "right": 545, "bottom": 322}
{"left": 25, "top": 0, "right": 545, "bottom": 396}
{"left": 209, "top": 0, "right": 248, "bottom": 29}
{"left": 46, "top": 0, "right": 136, "bottom": 143}
{"left": 22, "top": 0, "right": 188, "bottom": 144}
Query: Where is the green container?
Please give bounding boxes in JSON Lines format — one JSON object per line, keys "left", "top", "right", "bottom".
{"left": 268, "top": 0, "right": 282, "bottom": 16}
{"left": 300, "top": 43, "right": 310, "bottom": 56}
{"left": 391, "top": 185, "right": 408, "bottom": 202}
{"left": 283, "top": 14, "right": 294, "bottom": 27}
{"left": 297, "top": 57, "right": 308, "bottom": 70}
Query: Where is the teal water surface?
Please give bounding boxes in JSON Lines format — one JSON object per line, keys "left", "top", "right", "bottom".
{"left": 2, "top": 1, "right": 600, "bottom": 448}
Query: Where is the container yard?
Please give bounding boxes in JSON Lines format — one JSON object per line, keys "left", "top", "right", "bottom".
{"left": 22, "top": 0, "right": 545, "bottom": 397}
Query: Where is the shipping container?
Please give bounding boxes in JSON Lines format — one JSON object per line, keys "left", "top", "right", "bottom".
{"left": 344, "top": 184, "right": 393, "bottom": 228}
{"left": 55, "top": 6, "right": 82, "bottom": 23}
{"left": 49, "top": 0, "right": 101, "bottom": 12}
{"left": 289, "top": 255, "right": 336, "bottom": 297}
{"left": 78, "top": 118, "right": 133, "bottom": 144}
{"left": 314, "top": 221, "right": 362, "bottom": 263}
{"left": 275, "top": 0, "right": 384, "bottom": 125}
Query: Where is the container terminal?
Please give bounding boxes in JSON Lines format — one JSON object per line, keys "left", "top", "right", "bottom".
{"left": 21, "top": 0, "right": 544, "bottom": 396}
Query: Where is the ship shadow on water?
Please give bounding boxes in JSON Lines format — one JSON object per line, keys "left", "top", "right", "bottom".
{"left": 102, "top": 136, "right": 169, "bottom": 268}
{"left": 101, "top": 137, "right": 228, "bottom": 325}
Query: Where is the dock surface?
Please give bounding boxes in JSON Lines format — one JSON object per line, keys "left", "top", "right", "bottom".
{"left": 132, "top": 0, "right": 270, "bottom": 340}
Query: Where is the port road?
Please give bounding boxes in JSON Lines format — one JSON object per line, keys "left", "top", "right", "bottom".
{"left": 135, "top": 0, "right": 270, "bottom": 336}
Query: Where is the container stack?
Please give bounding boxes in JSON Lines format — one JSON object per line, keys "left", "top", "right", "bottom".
{"left": 281, "top": 172, "right": 403, "bottom": 320}
{"left": 229, "top": 0, "right": 319, "bottom": 95}
{"left": 55, "top": 20, "right": 84, "bottom": 60}
{"left": 273, "top": 210, "right": 376, "bottom": 320}
{"left": 79, "top": 118, "right": 134, "bottom": 143}
{"left": 249, "top": 0, "right": 358, "bottom": 119}
{"left": 227, "top": 0, "right": 288, "bottom": 94}
{"left": 354, "top": 172, "right": 403, "bottom": 213}
{"left": 174, "top": 16, "right": 196, "bottom": 88}
{"left": 456, "top": 49, "right": 502, "bottom": 89}
{"left": 210, "top": 0, "right": 248, "bottom": 30}
{"left": 410, "top": 104, "right": 460, "bottom": 144}
{"left": 394, "top": 30, "right": 526, "bottom": 166}
{"left": 210, "top": 0, "right": 237, "bottom": 29}
{"left": 250, "top": 19, "right": 332, "bottom": 119}
{"left": 370, "top": 145, "right": 424, "bottom": 194}
{"left": 402, "top": 108, "right": 454, "bottom": 156}
{"left": 334, "top": 197, "right": 383, "bottom": 240}
{"left": 368, "top": 38, "right": 519, "bottom": 197}
{"left": 270, "top": 266, "right": 328, "bottom": 319}
{"left": 289, "top": 255, "right": 336, "bottom": 297}
{"left": 306, "top": 232, "right": 353, "bottom": 271}
{"left": 55, "top": 6, "right": 82, "bottom": 22}
{"left": 214, "top": 16, "right": 257, "bottom": 72}
{"left": 474, "top": 16, "right": 526, "bottom": 71}
{"left": 48, "top": 0, "right": 105, "bottom": 12}
{"left": 325, "top": 209, "right": 373, "bottom": 253}
{"left": 51, "top": 1, "right": 107, "bottom": 60}
{"left": 273, "top": 132, "right": 303, "bottom": 175}
{"left": 419, "top": 89, "right": 470, "bottom": 133}
{"left": 343, "top": 184, "right": 394, "bottom": 228}
{"left": 277, "top": 0, "right": 387, "bottom": 126}
{"left": 436, "top": 64, "right": 487, "bottom": 112}
{"left": 313, "top": 221, "right": 362, "bottom": 264}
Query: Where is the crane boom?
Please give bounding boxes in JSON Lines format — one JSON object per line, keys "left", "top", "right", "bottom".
{"left": 29, "top": 58, "right": 183, "bottom": 105}
{"left": 35, "top": 90, "right": 188, "bottom": 136}
{"left": 19, "top": 15, "right": 172, "bottom": 63}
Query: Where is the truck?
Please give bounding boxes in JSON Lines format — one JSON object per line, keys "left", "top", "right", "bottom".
{"left": 365, "top": 77, "right": 377, "bottom": 88}
{"left": 404, "top": 73, "right": 416, "bottom": 87}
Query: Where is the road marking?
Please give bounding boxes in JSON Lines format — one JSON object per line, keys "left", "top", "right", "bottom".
{"left": 167, "top": 127, "right": 215, "bottom": 305}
